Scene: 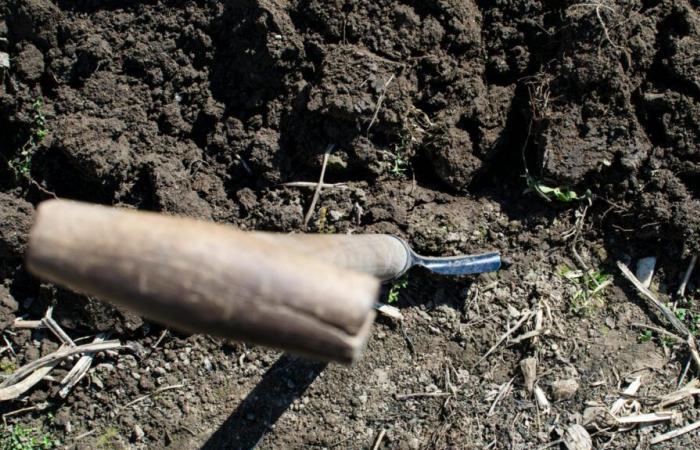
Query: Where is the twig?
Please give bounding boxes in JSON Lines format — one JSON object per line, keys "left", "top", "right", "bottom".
{"left": 12, "top": 319, "right": 43, "bottom": 329}
{"left": 477, "top": 311, "right": 532, "bottom": 364}
{"left": 371, "top": 429, "right": 386, "bottom": 450}
{"left": 0, "top": 366, "right": 56, "bottom": 401}
{"left": 650, "top": 419, "right": 700, "bottom": 445}
{"left": 58, "top": 333, "right": 108, "bottom": 398}
{"left": 395, "top": 391, "right": 450, "bottom": 400}
{"left": 302, "top": 144, "right": 335, "bottom": 229}
{"left": 282, "top": 181, "right": 347, "bottom": 189}
{"left": 487, "top": 377, "right": 514, "bottom": 416}
{"left": 656, "top": 379, "right": 700, "bottom": 409}
{"left": 43, "top": 316, "right": 75, "bottom": 347}
{"left": 367, "top": 74, "right": 395, "bottom": 133}
{"left": 73, "top": 429, "right": 97, "bottom": 441}
{"left": 0, "top": 341, "right": 125, "bottom": 389}
{"left": 2, "top": 335, "right": 15, "bottom": 357}
{"left": 678, "top": 357, "right": 692, "bottom": 388}
{"left": 677, "top": 255, "right": 697, "bottom": 298}
{"left": 616, "top": 411, "right": 678, "bottom": 425}
{"left": 2, "top": 402, "right": 48, "bottom": 426}
{"left": 617, "top": 262, "right": 692, "bottom": 338}
{"left": 510, "top": 329, "right": 544, "bottom": 344}
{"left": 152, "top": 329, "right": 169, "bottom": 349}
{"left": 118, "top": 384, "right": 184, "bottom": 410}
{"left": 630, "top": 323, "right": 685, "bottom": 344}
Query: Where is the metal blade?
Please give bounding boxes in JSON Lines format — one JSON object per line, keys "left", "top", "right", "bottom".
{"left": 411, "top": 251, "right": 501, "bottom": 276}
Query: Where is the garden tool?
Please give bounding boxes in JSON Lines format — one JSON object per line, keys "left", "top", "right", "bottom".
{"left": 26, "top": 200, "right": 379, "bottom": 364}
{"left": 251, "top": 233, "right": 501, "bottom": 281}
{"left": 25, "top": 200, "right": 501, "bottom": 364}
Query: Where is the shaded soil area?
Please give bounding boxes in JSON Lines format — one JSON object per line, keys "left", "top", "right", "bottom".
{"left": 1, "top": 0, "right": 700, "bottom": 449}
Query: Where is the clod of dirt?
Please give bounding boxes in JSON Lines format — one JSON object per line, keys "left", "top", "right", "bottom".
{"left": 15, "top": 42, "right": 43, "bottom": 81}
{"left": 0, "top": 192, "right": 34, "bottom": 260}
{"left": 427, "top": 127, "right": 481, "bottom": 191}
{"left": 8, "top": 0, "right": 61, "bottom": 50}
{"left": 53, "top": 115, "right": 132, "bottom": 183}
{"left": 307, "top": 46, "right": 413, "bottom": 129}
{"left": 552, "top": 378, "right": 580, "bottom": 401}
{"left": 0, "top": 285, "right": 19, "bottom": 328}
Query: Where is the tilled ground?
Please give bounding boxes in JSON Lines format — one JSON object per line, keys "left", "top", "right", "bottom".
{"left": 1, "top": 0, "right": 700, "bottom": 449}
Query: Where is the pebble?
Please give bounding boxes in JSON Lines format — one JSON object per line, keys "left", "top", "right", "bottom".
{"left": 552, "top": 378, "right": 579, "bottom": 401}
{"left": 132, "top": 424, "right": 145, "bottom": 442}
{"left": 203, "top": 357, "right": 212, "bottom": 371}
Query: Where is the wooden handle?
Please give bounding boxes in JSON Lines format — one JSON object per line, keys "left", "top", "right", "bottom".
{"left": 26, "top": 200, "right": 379, "bottom": 364}
{"left": 250, "top": 233, "right": 410, "bottom": 281}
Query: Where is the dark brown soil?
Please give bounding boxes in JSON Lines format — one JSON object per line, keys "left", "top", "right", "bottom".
{"left": 1, "top": 0, "right": 700, "bottom": 449}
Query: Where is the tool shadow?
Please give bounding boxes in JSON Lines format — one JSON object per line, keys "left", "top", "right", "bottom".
{"left": 200, "top": 354, "right": 326, "bottom": 450}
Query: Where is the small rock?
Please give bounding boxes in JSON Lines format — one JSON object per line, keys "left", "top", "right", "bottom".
{"left": 635, "top": 256, "right": 656, "bottom": 289}
{"left": 604, "top": 316, "right": 615, "bottom": 329}
{"left": 202, "top": 357, "right": 212, "bottom": 371}
{"left": 328, "top": 209, "right": 343, "bottom": 221}
{"left": 132, "top": 424, "right": 145, "bottom": 442}
{"left": 91, "top": 375, "right": 104, "bottom": 389}
{"left": 0, "top": 52, "right": 8, "bottom": 70}
{"left": 562, "top": 424, "right": 592, "bottom": 450}
{"left": 552, "top": 379, "right": 579, "bottom": 401}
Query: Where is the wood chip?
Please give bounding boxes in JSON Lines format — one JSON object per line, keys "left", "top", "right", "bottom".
{"left": 376, "top": 304, "right": 403, "bottom": 321}
{"left": 656, "top": 379, "right": 700, "bottom": 409}
{"left": 534, "top": 385, "right": 550, "bottom": 413}
{"left": 520, "top": 357, "right": 537, "bottom": 393}
{"left": 616, "top": 411, "right": 679, "bottom": 425}
{"left": 650, "top": 419, "right": 700, "bottom": 445}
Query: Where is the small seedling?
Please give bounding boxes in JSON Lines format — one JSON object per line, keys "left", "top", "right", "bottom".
{"left": 660, "top": 335, "right": 676, "bottom": 348}
{"left": 0, "top": 424, "right": 57, "bottom": 450}
{"left": 9, "top": 98, "right": 48, "bottom": 177}
{"left": 674, "top": 307, "right": 687, "bottom": 322}
{"left": 638, "top": 330, "right": 653, "bottom": 342}
{"left": 526, "top": 176, "right": 589, "bottom": 203}
{"left": 389, "top": 150, "right": 408, "bottom": 176}
{"left": 559, "top": 264, "right": 612, "bottom": 315}
{"left": 315, "top": 207, "right": 337, "bottom": 234}
{"left": 0, "top": 360, "right": 16, "bottom": 374}
{"left": 387, "top": 275, "right": 408, "bottom": 304}
{"left": 386, "top": 129, "right": 411, "bottom": 177}
{"left": 96, "top": 427, "right": 119, "bottom": 449}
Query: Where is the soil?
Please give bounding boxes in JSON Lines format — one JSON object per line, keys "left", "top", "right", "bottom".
{"left": 1, "top": 0, "right": 700, "bottom": 449}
